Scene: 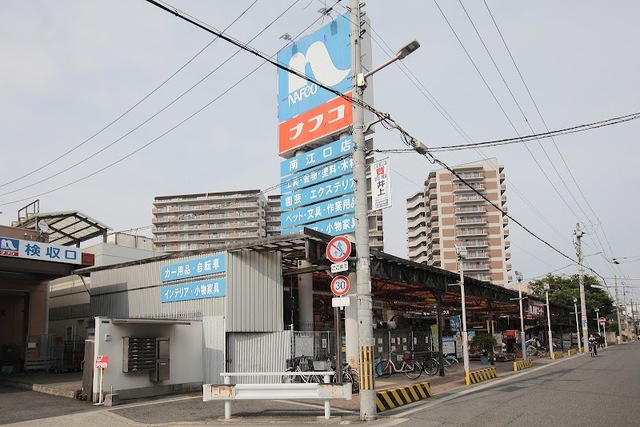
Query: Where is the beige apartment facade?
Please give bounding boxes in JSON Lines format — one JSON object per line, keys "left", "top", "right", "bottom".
{"left": 407, "top": 158, "right": 511, "bottom": 286}
{"left": 152, "top": 190, "right": 268, "bottom": 252}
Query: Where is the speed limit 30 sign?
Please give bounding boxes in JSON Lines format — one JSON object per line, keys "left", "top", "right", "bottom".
{"left": 330, "top": 275, "right": 350, "bottom": 296}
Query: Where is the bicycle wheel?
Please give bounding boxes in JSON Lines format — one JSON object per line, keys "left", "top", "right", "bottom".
{"left": 375, "top": 360, "right": 392, "bottom": 378}
{"left": 444, "top": 357, "right": 459, "bottom": 373}
{"left": 404, "top": 361, "right": 422, "bottom": 380}
{"left": 423, "top": 359, "right": 439, "bottom": 376}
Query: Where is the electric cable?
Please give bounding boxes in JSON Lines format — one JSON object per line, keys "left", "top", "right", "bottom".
{"left": 0, "top": 1, "right": 261, "bottom": 190}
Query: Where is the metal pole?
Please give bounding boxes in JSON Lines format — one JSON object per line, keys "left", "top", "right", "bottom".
{"left": 575, "top": 223, "right": 589, "bottom": 352}
{"left": 517, "top": 276, "right": 527, "bottom": 360}
{"left": 595, "top": 308, "right": 601, "bottom": 337}
{"left": 350, "top": 0, "right": 375, "bottom": 420}
{"left": 458, "top": 249, "right": 470, "bottom": 383}
{"left": 546, "top": 288, "right": 553, "bottom": 356}
{"left": 615, "top": 276, "right": 622, "bottom": 343}
{"left": 574, "top": 298, "right": 581, "bottom": 352}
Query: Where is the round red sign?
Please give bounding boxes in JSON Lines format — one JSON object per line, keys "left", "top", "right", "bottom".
{"left": 330, "top": 275, "right": 350, "bottom": 296}
{"left": 326, "top": 236, "right": 351, "bottom": 264}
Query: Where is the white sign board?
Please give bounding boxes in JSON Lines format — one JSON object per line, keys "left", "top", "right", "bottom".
{"left": 332, "top": 297, "right": 351, "bottom": 308}
{"left": 330, "top": 261, "right": 349, "bottom": 273}
{"left": 371, "top": 158, "right": 391, "bottom": 210}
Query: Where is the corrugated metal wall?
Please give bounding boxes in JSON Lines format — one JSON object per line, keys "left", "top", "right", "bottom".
{"left": 226, "top": 251, "right": 282, "bottom": 332}
{"left": 89, "top": 250, "right": 282, "bottom": 329}
{"left": 226, "top": 331, "right": 291, "bottom": 384}
{"left": 202, "top": 316, "right": 225, "bottom": 384}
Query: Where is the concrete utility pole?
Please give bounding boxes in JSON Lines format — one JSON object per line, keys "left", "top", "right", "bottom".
{"left": 350, "top": 0, "right": 376, "bottom": 420}
{"left": 515, "top": 271, "right": 527, "bottom": 360}
{"left": 575, "top": 223, "right": 589, "bottom": 352}
{"left": 456, "top": 246, "right": 470, "bottom": 383}
{"left": 615, "top": 276, "right": 622, "bottom": 342}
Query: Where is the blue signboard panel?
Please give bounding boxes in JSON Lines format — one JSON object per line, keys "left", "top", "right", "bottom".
{"left": 161, "top": 254, "right": 226, "bottom": 283}
{"left": 0, "top": 236, "right": 81, "bottom": 265}
{"left": 276, "top": 13, "right": 351, "bottom": 122}
{"left": 281, "top": 194, "right": 355, "bottom": 229}
{"left": 280, "top": 137, "right": 353, "bottom": 177}
{"left": 281, "top": 157, "right": 352, "bottom": 195}
{"left": 280, "top": 175, "right": 354, "bottom": 211}
{"left": 282, "top": 213, "right": 355, "bottom": 236}
{"left": 161, "top": 278, "right": 226, "bottom": 303}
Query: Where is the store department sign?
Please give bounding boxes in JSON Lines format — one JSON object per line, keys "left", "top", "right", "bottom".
{"left": 161, "top": 253, "right": 226, "bottom": 283}
{"left": 161, "top": 278, "right": 226, "bottom": 303}
{"left": 0, "top": 236, "right": 81, "bottom": 265}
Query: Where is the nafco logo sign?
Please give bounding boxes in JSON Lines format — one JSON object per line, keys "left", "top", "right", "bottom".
{"left": 277, "top": 14, "right": 351, "bottom": 122}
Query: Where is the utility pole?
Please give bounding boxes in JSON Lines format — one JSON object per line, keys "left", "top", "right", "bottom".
{"left": 575, "top": 223, "right": 589, "bottom": 352}
{"left": 615, "top": 276, "right": 622, "bottom": 343}
{"left": 350, "top": 0, "right": 375, "bottom": 420}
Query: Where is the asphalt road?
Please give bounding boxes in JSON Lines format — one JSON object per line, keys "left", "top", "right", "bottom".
{"left": 387, "top": 341, "right": 640, "bottom": 426}
{"left": 1, "top": 342, "right": 638, "bottom": 426}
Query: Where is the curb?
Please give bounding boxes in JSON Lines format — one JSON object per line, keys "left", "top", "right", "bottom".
{"left": 513, "top": 359, "right": 533, "bottom": 372}
{"left": 0, "top": 378, "right": 78, "bottom": 399}
{"left": 465, "top": 367, "right": 497, "bottom": 385}
{"left": 375, "top": 381, "right": 431, "bottom": 412}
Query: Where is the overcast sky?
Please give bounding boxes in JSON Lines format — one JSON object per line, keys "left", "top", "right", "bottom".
{"left": 2, "top": 1, "right": 639, "bottom": 304}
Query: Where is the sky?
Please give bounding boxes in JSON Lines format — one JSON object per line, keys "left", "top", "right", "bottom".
{"left": 1, "top": 1, "right": 640, "bottom": 306}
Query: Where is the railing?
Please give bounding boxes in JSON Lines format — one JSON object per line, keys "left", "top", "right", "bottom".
{"left": 204, "top": 371, "right": 351, "bottom": 420}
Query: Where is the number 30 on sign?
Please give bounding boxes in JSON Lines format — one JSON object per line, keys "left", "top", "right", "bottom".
{"left": 330, "top": 275, "right": 350, "bottom": 296}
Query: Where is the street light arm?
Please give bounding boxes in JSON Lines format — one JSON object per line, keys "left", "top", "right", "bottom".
{"left": 361, "top": 40, "right": 420, "bottom": 81}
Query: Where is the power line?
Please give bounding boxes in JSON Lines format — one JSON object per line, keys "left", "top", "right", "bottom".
{"left": 0, "top": 1, "right": 261, "bottom": 191}
{"left": 0, "top": 0, "right": 314, "bottom": 205}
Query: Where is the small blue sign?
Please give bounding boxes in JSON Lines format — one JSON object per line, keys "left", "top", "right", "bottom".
{"left": 280, "top": 137, "right": 353, "bottom": 177}
{"left": 281, "top": 194, "right": 355, "bottom": 229}
{"left": 281, "top": 157, "right": 352, "bottom": 194}
{"left": 282, "top": 213, "right": 355, "bottom": 236}
{"left": 280, "top": 175, "right": 354, "bottom": 211}
{"left": 161, "top": 254, "right": 226, "bottom": 283}
{"left": 161, "top": 278, "right": 226, "bottom": 303}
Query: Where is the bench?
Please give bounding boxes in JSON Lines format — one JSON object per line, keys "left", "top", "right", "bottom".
{"left": 203, "top": 371, "right": 352, "bottom": 420}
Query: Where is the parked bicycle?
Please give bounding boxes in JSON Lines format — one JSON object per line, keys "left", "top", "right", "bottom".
{"left": 282, "top": 356, "right": 329, "bottom": 383}
{"left": 375, "top": 350, "right": 422, "bottom": 380}
{"left": 333, "top": 362, "right": 360, "bottom": 393}
{"left": 422, "top": 353, "right": 459, "bottom": 376}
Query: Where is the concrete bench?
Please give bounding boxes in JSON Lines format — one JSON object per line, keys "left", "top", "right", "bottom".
{"left": 203, "top": 372, "right": 352, "bottom": 420}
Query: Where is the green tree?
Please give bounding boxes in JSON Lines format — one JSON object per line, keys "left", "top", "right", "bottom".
{"left": 529, "top": 274, "right": 614, "bottom": 331}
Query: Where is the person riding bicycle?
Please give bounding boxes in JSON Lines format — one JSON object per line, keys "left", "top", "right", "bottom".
{"left": 588, "top": 334, "right": 598, "bottom": 356}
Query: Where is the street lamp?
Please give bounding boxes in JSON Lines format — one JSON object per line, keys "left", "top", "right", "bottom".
{"left": 455, "top": 245, "right": 470, "bottom": 384}
{"left": 573, "top": 297, "right": 581, "bottom": 353}
{"left": 544, "top": 283, "right": 553, "bottom": 356}
{"left": 350, "top": 2, "right": 420, "bottom": 419}
{"left": 514, "top": 271, "right": 527, "bottom": 361}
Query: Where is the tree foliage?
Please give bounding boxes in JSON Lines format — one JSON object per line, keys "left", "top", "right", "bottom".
{"left": 528, "top": 274, "right": 614, "bottom": 330}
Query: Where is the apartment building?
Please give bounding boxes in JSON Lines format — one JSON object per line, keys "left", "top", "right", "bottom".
{"left": 153, "top": 190, "right": 384, "bottom": 252}
{"left": 152, "top": 190, "right": 268, "bottom": 252}
{"left": 406, "top": 158, "right": 511, "bottom": 286}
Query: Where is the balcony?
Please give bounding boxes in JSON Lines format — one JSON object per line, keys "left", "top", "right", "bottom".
{"left": 455, "top": 195, "right": 483, "bottom": 204}
{"left": 453, "top": 172, "right": 484, "bottom": 182}
{"left": 456, "top": 228, "right": 488, "bottom": 237}
{"left": 460, "top": 239, "right": 488, "bottom": 248}
{"left": 462, "top": 262, "right": 490, "bottom": 272}
{"left": 455, "top": 206, "right": 486, "bottom": 215}
{"left": 453, "top": 183, "right": 485, "bottom": 193}
{"left": 455, "top": 217, "right": 487, "bottom": 227}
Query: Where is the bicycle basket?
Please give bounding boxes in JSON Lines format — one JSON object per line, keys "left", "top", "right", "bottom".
{"left": 313, "top": 360, "right": 330, "bottom": 371}
{"left": 402, "top": 351, "right": 412, "bottom": 361}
